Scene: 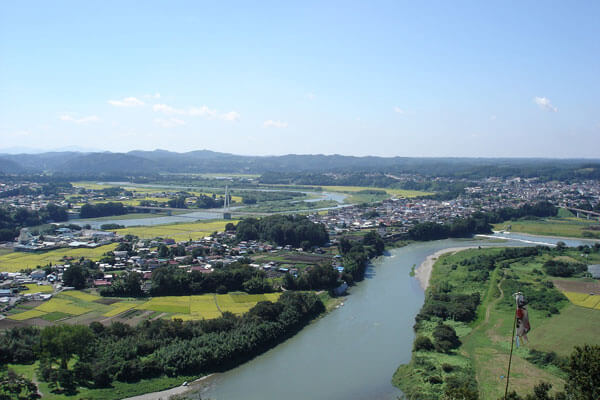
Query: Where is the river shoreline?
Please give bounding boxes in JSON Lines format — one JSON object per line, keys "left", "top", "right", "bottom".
{"left": 486, "top": 230, "right": 600, "bottom": 243}
{"left": 122, "top": 374, "right": 214, "bottom": 400}
{"left": 414, "top": 246, "right": 478, "bottom": 289}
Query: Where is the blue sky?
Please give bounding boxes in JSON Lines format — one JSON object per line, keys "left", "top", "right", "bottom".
{"left": 1, "top": 1, "right": 599, "bottom": 157}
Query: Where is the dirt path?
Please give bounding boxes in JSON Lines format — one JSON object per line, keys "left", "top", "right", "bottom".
{"left": 213, "top": 294, "right": 223, "bottom": 313}
{"left": 461, "top": 277, "right": 505, "bottom": 352}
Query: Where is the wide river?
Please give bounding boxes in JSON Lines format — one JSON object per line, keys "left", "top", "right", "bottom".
{"left": 182, "top": 233, "right": 590, "bottom": 400}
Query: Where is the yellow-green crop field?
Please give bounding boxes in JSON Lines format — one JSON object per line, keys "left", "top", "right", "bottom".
{"left": 22, "top": 283, "right": 53, "bottom": 293}
{"left": 0, "top": 243, "right": 118, "bottom": 273}
{"left": 7, "top": 294, "right": 105, "bottom": 321}
{"left": 102, "top": 302, "right": 138, "bottom": 317}
{"left": 562, "top": 291, "right": 600, "bottom": 310}
{"left": 314, "top": 185, "right": 433, "bottom": 198}
{"left": 61, "top": 290, "right": 102, "bottom": 302}
{"left": 115, "top": 220, "right": 237, "bottom": 240}
{"left": 6, "top": 291, "right": 281, "bottom": 322}
{"left": 8, "top": 309, "right": 47, "bottom": 321}
{"left": 36, "top": 298, "right": 91, "bottom": 315}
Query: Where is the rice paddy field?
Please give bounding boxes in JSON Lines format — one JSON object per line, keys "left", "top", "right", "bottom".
{"left": 114, "top": 220, "right": 237, "bottom": 240}
{"left": 5, "top": 290, "right": 281, "bottom": 323}
{"left": 561, "top": 291, "right": 600, "bottom": 310}
{"left": 318, "top": 185, "right": 434, "bottom": 198}
{"left": 0, "top": 243, "right": 118, "bottom": 272}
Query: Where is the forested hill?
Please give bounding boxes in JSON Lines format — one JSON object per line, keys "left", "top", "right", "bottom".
{"left": 1, "top": 149, "right": 599, "bottom": 180}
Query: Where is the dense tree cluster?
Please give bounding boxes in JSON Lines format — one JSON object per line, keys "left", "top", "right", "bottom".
{"left": 79, "top": 202, "right": 128, "bottom": 218}
{"left": 408, "top": 201, "right": 558, "bottom": 241}
{"left": 419, "top": 289, "right": 481, "bottom": 323}
{"left": 432, "top": 324, "right": 461, "bottom": 353}
{"left": 282, "top": 264, "right": 340, "bottom": 291}
{"left": 148, "top": 262, "right": 273, "bottom": 297}
{"left": 235, "top": 215, "right": 329, "bottom": 248}
{"left": 99, "top": 272, "right": 144, "bottom": 297}
{"left": 336, "top": 231, "right": 386, "bottom": 284}
{"left": 542, "top": 259, "right": 587, "bottom": 277}
{"left": 0, "top": 292, "right": 324, "bottom": 392}
{"left": 0, "top": 203, "right": 69, "bottom": 241}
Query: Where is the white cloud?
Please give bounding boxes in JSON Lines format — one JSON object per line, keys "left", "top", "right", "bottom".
{"left": 393, "top": 106, "right": 405, "bottom": 114}
{"left": 153, "top": 103, "right": 185, "bottom": 115}
{"left": 189, "top": 105, "right": 217, "bottom": 118}
{"left": 153, "top": 103, "right": 239, "bottom": 122}
{"left": 154, "top": 118, "right": 186, "bottom": 128}
{"left": 534, "top": 97, "right": 558, "bottom": 112}
{"left": 220, "top": 111, "right": 241, "bottom": 121}
{"left": 263, "top": 120, "right": 288, "bottom": 128}
{"left": 59, "top": 114, "right": 100, "bottom": 124}
{"left": 107, "top": 97, "right": 144, "bottom": 107}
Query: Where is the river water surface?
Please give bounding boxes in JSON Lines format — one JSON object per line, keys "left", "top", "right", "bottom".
{"left": 182, "top": 233, "right": 592, "bottom": 400}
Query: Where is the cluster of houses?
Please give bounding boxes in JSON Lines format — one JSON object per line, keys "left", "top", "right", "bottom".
{"left": 14, "top": 227, "right": 117, "bottom": 252}
{"left": 310, "top": 178, "right": 600, "bottom": 235}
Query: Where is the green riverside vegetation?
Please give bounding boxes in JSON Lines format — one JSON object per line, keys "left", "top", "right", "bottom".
{"left": 393, "top": 245, "right": 600, "bottom": 399}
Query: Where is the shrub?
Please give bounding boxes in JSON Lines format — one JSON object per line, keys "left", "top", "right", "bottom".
{"left": 414, "top": 336, "right": 435, "bottom": 351}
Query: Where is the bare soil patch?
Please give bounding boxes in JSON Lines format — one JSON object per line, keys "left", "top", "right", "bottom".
{"left": 283, "top": 254, "right": 329, "bottom": 263}
{"left": 553, "top": 279, "right": 600, "bottom": 294}
{"left": 94, "top": 297, "right": 120, "bottom": 305}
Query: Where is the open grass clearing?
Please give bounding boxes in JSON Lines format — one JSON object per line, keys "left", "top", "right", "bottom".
{"left": 39, "top": 311, "right": 71, "bottom": 321}
{"left": 22, "top": 283, "right": 53, "bottom": 293}
{"left": 493, "top": 217, "right": 600, "bottom": 239}
{"left": 531, "top": 304, "right": 600, "bottom": 355}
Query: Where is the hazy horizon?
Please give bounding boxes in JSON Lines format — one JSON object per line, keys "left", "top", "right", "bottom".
{"left": 1, "top": 1, "right": 599, "bottom": 158}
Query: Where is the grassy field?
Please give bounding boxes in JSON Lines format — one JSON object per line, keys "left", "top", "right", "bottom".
{"left": 393, "top": 247, "right": 600, "bottom": 399}
{"left": 0, "top": 243, "right": 118, "bottom": 272}
{"left": 22, "top": 283, "right": 53, "bottom": 293}
{"left": 493, "top": 213, "right": 600, "bottom": 239}
{"left": 114, "top": 220, "right": 237, "bottom": 240}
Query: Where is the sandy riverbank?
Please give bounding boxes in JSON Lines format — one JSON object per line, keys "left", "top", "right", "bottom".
{"left": 122, "top": 374, "right": 213, "bottom": 400}
{"left": 414, "top": 246, "right": 478, "bottom": 290}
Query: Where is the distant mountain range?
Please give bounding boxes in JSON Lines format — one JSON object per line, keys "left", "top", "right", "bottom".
{"left": 0, "top": 149, "right": 598, "bottom": 178}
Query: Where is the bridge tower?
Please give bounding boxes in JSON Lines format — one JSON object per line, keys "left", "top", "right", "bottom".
{"left": 223, "top": 185, "right": 232, "bottom": 220}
